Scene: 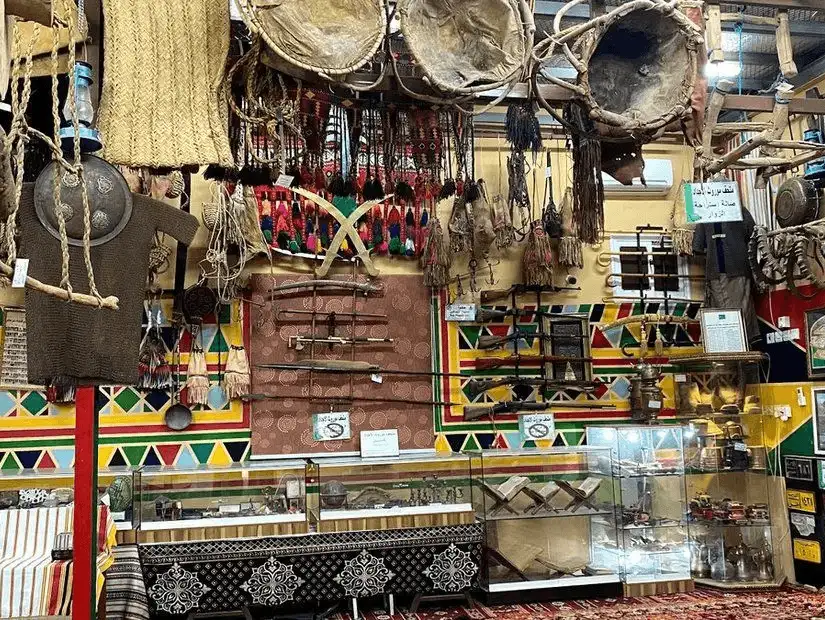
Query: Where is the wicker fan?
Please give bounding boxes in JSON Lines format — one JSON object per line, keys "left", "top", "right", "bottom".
{"left": 235, "top": 0, "right": 386, "bottom": 78}
{"left": 399, "top": 0, "right": 532, "bottom": 95}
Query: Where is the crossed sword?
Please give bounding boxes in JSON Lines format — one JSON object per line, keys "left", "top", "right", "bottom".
{"left": 290, "top": 187, "right": 393, "bottom": 278}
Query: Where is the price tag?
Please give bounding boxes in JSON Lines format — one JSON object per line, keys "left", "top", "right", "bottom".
{"left": 11, "top": 258, "right": 29, "bottom": 288}
{"left": 218, "top": 504, "right": 242, "bottom": 514}
{"left": 648, "top": 400, "right": 662, "bottom": 409}
{"left": 285, "top": 480, "right": 302, "bottom": 499}
{"left": 445, "top": 304, "right": 477, "bottom": 322}
{"left": 111, "top": 511, "right": 127, "bottom": 522}
{"left": 794, "top": 538, "right": 822, "bottom": 564}
{"left": 734, "top": 441, "right": 747, "bottom": 452}
{"left": 792, "top": 512, "right": 817, "bottom": 537}
{"left": 370, "top": 373, "right": 383, "bottom": 384}
{"left": 675, "top": 374, "right": 687, "bottom": 383}
{"left": 545, "top": 166, "right": 553, "bottom": 178}
{"left": 787, "top": 489, "right": 817, "bottom": 514}
{"left": 274, "top": 174, "right": 295, "bottom": 189}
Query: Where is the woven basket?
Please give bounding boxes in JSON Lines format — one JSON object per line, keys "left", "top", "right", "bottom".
{"left": 399, "top": 0, "right": 529, "bottom": 95}
{"left": 96, "top": 0, "right": 233, "bottom": 168}
{"left": 236, "top": 0, "right": 386, "bottom": 78}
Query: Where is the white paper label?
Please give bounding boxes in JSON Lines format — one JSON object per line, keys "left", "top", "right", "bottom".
{"left": 675, "top": 374, "right": 687, "bottom": 383}
{"left": 370, "top": 373, "right": 384, "bottom": 384}
{"left": 648, "top": 400, "right": 662, "bottom": 409}
{"left": 701, "top": 309, "right": 747, "bottom": 354}
{"left": 545, "top": 166, "right": 553, "bottom": 178}
{"left": 285, "top": 480, "right": 301, "bottom": 499}
{"left": 734, "top": 441, "right": 747, "bottom": 452}
{"left": 519, "top": 413, "right": 555, "bottom": 441}
{"left": 111, "top": 511, "right": 127, "bottom": 521}
{"left": 445, "top": 303, "right": 477, "bottom": 322}
{"left": 792, "top": 512, "right": 817, "bottom": 537}
{"left": 684, "top": 181, "right": 742, "bottom": 224}
{"left": 218, "top": 504, "right": 241, "bottom": 514}
{"left": 361, "top": 429, "right": 400, "bottom": 458}
{"left": 312, "top": 411, "right": 351, "bottom": 441}
{"left": 274, "top": 174, "right": 295, "bottom": 189}
{"left": 11, "top": 259, "right": 28, "bottom": 288}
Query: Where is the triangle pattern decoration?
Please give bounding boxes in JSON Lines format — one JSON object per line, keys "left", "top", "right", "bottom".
{"left": 1, "top": 452, "right": 20, "bottom": 471}
{"left": 592, "top": 326, "right": 618, "bottom": 349}
{"left": 156, "top": 444, "right": 182, "bottom": 466}
{"left": 475, "top": 433, "right": 495, "bottom": 449}
{"left": 491, "top": 433, "right": 509, "bottom": 449}
{"left": 461, "top": 434, "right": 481, "bottom": 452}
{"left": 113, "top": 387, "right": 142, "bottom": 414}
{"left": 107, "top": 448, "right": 127, "bottom": 468}
{"left": 434, "top": 434, "right": 452, "bottom": 453}
{"left": 122, "top": 445, "right": 148, "bottom": 467}
{"left": 21, "top": 391, "right": 48, "bottom": 416}
{"left": 504, "top": 432, "right": 522, "bottom": 449}
{"left": 175, "top": 445, "right": 198, "bottom": 468}
{"left": 0, "top": 391, "right": 17, "bottom": 416}
{"left": 38, "top": 451, "right": 56, "bottom": 469}
{"left": 191, "top": 442, "right": 216, "bottom": 465}
{"left": 224, "top": 441, "right": 249, "bottom": 463}
{"left": 98, "top": 446, "right": 116, "bottom": 469}
{"left": 457, "top": 326, "right": 482, "bottom": 350}
{"left": 209, "top": 442, "right": 232, "bottom": 466}
{"left": 52, "top": 448, "right": 75, "bottom": 469}
{"left": 143, "top": 446, "right": 162, "bottom": 467}
{"left": 445, "top": 433, "right": 466, "bottom": 453}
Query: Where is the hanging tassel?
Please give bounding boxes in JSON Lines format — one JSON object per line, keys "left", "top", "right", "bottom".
{"left": 47, "top": 376, "right": 77, "bottom": 404}
{"left": 505, "top": 102, "right": 543, "bottom": 154}
{"left": 314, "top": 166, "right": 327, "bottom": 192}
{"left": 522, "top": 221, "right": 554, "bottom": 286}
{"left": 224, "top": 345, "right": 251, "bottom": 400}
{"left": 439, "top": 178, "right": 457, "bottom": 200}
{"left": 405, "top": 237, "right": 416, "bottom": 256}
{"left": 388, "top": 207, "right": 402, "bottom": 255}
{"left": 558, "top": 188, "right": 584, "bottom": 269}
{"left": 421, "top": 217, "right": 452, "bottom": 288}
{"left": 447, "top": 196, "right": 472, "bottom": 255}
{"left": 671, "top": 181, "right": 695, "bottom": 255}
{"left": 137, "top": 330, "right": 172, "bottom": 390}
{"left": 328, "top": 171, "right": 345, "bottom": 197}
{"left": 565, "top": 103, "right": 604, "bottom": 245}
{"left": 395, "top": 179, "right": 415, "bottom": 202}
{"left": 185, "top": 345, "right": 210, "bottom": 406}
{"left": 472, "top": 180, "right": 495, "bottom": 259}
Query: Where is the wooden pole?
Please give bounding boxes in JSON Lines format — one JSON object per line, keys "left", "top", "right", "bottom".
{"left": 776, "top": 10, "right": 798, "bottom": 78}
{"left": 72, "top": 386, "right": 99, "bottom": 620}
{"left": 706, "top": 5, "right": 724, "bottom": 64}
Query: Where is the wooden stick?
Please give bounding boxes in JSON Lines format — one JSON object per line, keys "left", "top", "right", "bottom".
{"left": 714, "top": 122, "right": 772, "bottom": 134}
{"left": 765, "top": 140, "right": 825, "bottom": 151}
{"left": 706, "top": 5, "right": 725, "bottom": 64}
{"left": 6, "top": 0, "right": 52, "bottom": 25}
{"left": 776, "top": 10, "right": 798, "bottom": 78}
{"left": 766, "top": 217, "right": 825, "bottom": 237}
{"left": 0, "top": 261, "right": 119, "bottom": 309}
{"left": 702, "top": 80, "right": 731, "bottom": 162}
{"left": 720, "top": 13, "right": 777, "bottom": 27}
{"left": 760, "top": 86, "right": 792, "bottom": 157}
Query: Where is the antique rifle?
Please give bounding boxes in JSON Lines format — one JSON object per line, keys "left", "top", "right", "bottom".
{"left": 465, "top": 377, "right": 600, "bottom": 400}
{"left": 477, "top": 330, "right": 589, "bottom": 350}
{"left": 464, "top": 400, "right": 616, "bottom": 422}
{"left": 475, "top": 355, "right": 593, "bottom": 371}
{"left": 264, "top": 279, "right": 384, "bottom": 296}
{"left": 288, "top": 336, "right": 394, "bottom": 350}
{"left": 475, "top": 307, "right": 587, "bottom": 323}
{"left": 244, "top": 393, "right": 462, "bottom": 407}
{"left": 256, "top": 360, "right": 468, "bottom": 378}
{"left": 481, "top": 284, "right": 581, "bottom": 303}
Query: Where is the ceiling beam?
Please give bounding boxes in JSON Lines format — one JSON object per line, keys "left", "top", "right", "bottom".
{"left": 791, "top": 53, "right": 825, "bottom": 88}
{"left": 723, "top": 51, "right": 779, "bottom": 66}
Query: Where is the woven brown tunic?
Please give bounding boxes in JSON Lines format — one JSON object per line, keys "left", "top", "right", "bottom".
{"left": 18, "top": 184, "right": 199, "bottom": 386}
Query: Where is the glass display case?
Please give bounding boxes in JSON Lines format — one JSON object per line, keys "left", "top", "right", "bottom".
{"left": 0, "top": 467, "right": 134, "bottom": 526}
{"left": 675, "top": 356, "right": 777, "bottom": 588}
{"left": 134, "top": 461, "right": 309, "bottom": 533}
{"left": 468, "top": 448, "right": 621, "bottom": 596}
{"left": 313, "top": 452, "right": 474, "bottom": 532}
{"left": 586, "top": 425, "right": 690, "bottom": 586}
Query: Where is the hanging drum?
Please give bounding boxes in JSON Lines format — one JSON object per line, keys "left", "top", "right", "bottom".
{"left": 534, "top": 0, "right": 703, "bottom": 135}
{"left": 235, "top": 0, "right": 386, "bottom": 78}
{"left": 775, "top": 176, "right": 820, "bottom": 228}
{"left": 33, "top": 154, "right": 133, "bottom": 246}
{"left": 398, "top": 0, "right": 533, "bottom": 95}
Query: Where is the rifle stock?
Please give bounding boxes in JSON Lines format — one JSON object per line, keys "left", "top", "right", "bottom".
{"left": 477, "top": 332, "right": 587, "bottom": 350}
{"left": 476, "top": 307, "right": 583, "bottom": 323}
{"left": 465, "top": 378, "right": 598, "bottom": 400}
{"left": 474, "top": 355, "right": 594, "bottom": 371}
{"left": 463, "top": 400, "right": 616, "bottom": 421}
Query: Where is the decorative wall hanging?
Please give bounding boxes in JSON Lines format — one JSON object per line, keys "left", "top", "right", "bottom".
{"left": 0, "top": 308, "right": 30, "bottom": 388}
{"left": 805, "top": 309, "right": 825, "bottom": 380}
{"left": 97, "top": 0, "right": 233, "bottom": 167}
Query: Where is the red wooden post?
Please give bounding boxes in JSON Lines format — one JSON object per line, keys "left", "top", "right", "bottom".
{"left": 73, "top": 386, "right": 99, "bottom": 620}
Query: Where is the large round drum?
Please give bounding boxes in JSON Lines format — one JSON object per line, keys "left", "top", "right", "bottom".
{"left": 399, "top": 0, "right": 529, "bottom": 94}
{"left": 236, "top": 0, "right": 386, "bottom": 76}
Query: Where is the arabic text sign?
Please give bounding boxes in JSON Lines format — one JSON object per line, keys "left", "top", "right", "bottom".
{"left": 684, "top": 181, "right": 742, "bottom": 224}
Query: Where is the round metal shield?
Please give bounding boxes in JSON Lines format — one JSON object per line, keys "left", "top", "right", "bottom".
{"left": 33, "top": 154, "right": 133, "bottom": 247}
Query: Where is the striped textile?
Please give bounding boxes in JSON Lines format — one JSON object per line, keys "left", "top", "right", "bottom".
{"left": 105, "top": 545, "right": 149, "bottom": 620}
{"left": 0, "top": 505, "right": 116, "bottom": 618}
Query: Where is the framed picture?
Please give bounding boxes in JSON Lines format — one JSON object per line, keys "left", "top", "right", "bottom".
{"left": 805, "top": 308, "right": 825, "bottom": 379}
{"left": 811, "top": 388, "right": 825, "bottom": 456}
{"left": 700, "top": 308, "right": 747, "bottom": 353}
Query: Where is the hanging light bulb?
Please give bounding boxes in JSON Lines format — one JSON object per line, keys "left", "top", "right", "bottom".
{"left": 59, "top": 61, "right": 102, "bottom": 153}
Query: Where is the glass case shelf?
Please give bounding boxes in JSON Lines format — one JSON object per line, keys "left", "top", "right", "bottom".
{"left": 467, "top": 448, "right": 621, "bottom": 593}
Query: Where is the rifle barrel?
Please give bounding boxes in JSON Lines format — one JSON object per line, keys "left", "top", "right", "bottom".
{"left": 475, "top": 356, "right": 593, "bottom": 370}
{"left": 463, "top": 401, "right": 615, "bottom": 421}
{"left": 244, "top": 393, "right": 462, "bottom": 407}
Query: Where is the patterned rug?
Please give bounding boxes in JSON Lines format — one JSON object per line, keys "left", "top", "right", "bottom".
{"left": 332, "top": 588, "right": 825, "bottom": 620}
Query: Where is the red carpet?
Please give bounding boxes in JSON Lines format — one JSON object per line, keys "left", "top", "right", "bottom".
{"left": 340, "top": 587, "right": 825, "bottom": 620}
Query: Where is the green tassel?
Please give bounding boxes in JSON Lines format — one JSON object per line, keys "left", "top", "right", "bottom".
{"left": 333, "top": 196, "right": 357, "bottom": 218}
{"left": 288, "top": 239, "right": 300, "bottom": 253}
{"left": 263, "top": 230, "right": 273, "bottom": 244}
{"left": 388, "top": 237, "right": 402, "bottom": 255}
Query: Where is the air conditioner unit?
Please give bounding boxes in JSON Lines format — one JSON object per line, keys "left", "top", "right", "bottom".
{"left": 602, "top": 158, "right": 674, "bottom": 197}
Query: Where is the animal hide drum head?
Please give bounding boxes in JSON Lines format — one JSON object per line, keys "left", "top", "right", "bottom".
{"left": 588, "top": 9, "right": 691, "bottom": 128}
{"left": 33, "top": 154, "right": 132, "bottom": 247}
{"left": 236, "top": 0, "right": 386, "bottom": 76}
{"left": 400, "top": 0, "right": 526, "bottom": 93}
